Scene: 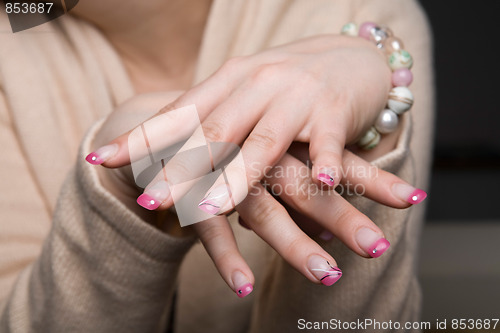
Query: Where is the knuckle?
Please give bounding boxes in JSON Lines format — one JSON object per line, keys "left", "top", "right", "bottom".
{"left": 293, "top": 176, "right": 314, "bottom": 206}
{"left": 332, "top": 206, "right": 358, "bottom": 230}
{"left": 157, "top": 101, "right": 180, "bottom": 115}
{"left": 282, "top": 236, "right": 308, "bottom": 260}
{"left": 202, "top": 120, "right": 227, "bottom": 143}
{"left": 220, "top": 56, "right": 246, "bottom": 72}
{"left": 200, "top": 223, "right": 223, "bottom": 242}
{"left": 250, "top": 63, "right": 283, "bottom": 85}
{"left": 165, "top": 157, "right": 192, "bottom": 184}
{"left": 213, "top": 248, "right": 235, "bottom": 268}
{"left": 246, "top": 127, "right": 279, "bottom": 153}
{"left": 247, "top": 195, "right": 283, "bottom": 230}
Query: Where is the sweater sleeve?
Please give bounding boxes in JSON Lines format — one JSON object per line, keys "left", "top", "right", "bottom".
{"left": 0, "top": 117, "right": 197, "bottom": 333}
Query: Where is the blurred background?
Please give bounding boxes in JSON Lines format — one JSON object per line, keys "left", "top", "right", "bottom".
{"left": 417, "top": 0, "right": 500, "bottom": 329}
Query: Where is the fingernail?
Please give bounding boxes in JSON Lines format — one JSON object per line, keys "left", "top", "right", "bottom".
{"left": 85, "top": 144, "right": 118, "bottom": 165}
{"left": 307, "top": 255, "right": 342, "bottom": 286}
{"left": 392, "top": 183, "right": 428, "bottom": 204}
{"left": 232, "top": 271, "right": 253, "bottom": 298}
{"left": 355, "top": 227, "right": 390, "bottom": 258}
{"left": 317, "top": 168, "right": 335, "bottom": 187}
{"left": 198, "top": 184, "right": 231, "bottom": 215}
{"left": 137, "top": 180, "right": 170, "bottom": 210}
{"left": 319, "top": 230, "right": 334, "bottom": 241}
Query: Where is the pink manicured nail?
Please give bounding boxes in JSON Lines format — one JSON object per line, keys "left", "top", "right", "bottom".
{"left": 392, "top": 183, "right": 428, "bottom": 205}
{"left": 356, "top": 227, "right": 390, "bottom": 258}
{"left": 319, "top": 230, "right": 334, "bottom": 241}
{"left": 232, "top": 271, "right": 253, "bottom": 298}
{"left": 236, "top": 283, "right": 253, "bottom": 298}
{"left": 368, "top": 239, "right": 391, "bottom": 258}
{"left": 317, "top": 168, "right": 335, "bottom": 187}
{"left": 198, "top": 184, "right": 231, "bottom": 215}
{"left": 85, "top": 144, "right": 118, "bottom": 165}
{"left": 407, "top": 189, "right": 427, "bottom": 204}
{"left": 137, "top": 180, "right": 170, "bottom": 210}
{"left": 307, "top": 255, "right": 342, "bottom": 286}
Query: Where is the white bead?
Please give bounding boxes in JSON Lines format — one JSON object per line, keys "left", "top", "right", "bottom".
{"left": 340, "top": 22, "right": 358, "bottom": 36}
{"left": 357, "top": 127, "right": 381, "bottom": 150}
{"left": 388, "top": 49, "right": 413, "bottom": 70}
{"left": 375, "top": 109, "right": 399, "bottom": 134}
{"left": 388, "top": 87, "right": 414, "bottom": 114}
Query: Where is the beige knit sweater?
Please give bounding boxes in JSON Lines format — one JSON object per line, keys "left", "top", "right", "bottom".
{"left": 0, "top": 0, "right": 434, "bottom": 332}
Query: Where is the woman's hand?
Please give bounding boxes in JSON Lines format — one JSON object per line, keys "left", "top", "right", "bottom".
{"left": 93, "top": 34, "right": 392, "bottom": 213}
{"left": 84, "top": 33, "right": 427, "bottom": 296}
{"left": 86, "top": 92, "right": 426, "bottom": 298}
{"left": 219, "top": 143, "right": 427, "bottom": 290}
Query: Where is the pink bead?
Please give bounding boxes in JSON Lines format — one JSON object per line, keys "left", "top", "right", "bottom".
{"left": 391, "top": 68, "right": 413, "bottom": 87}
{"left": 359, "top": 22, "right": 377, "bottom": 40}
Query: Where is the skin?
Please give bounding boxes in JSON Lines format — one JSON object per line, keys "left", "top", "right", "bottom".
{"left": 75, "top": 0, "right": 413, "bottom": 295}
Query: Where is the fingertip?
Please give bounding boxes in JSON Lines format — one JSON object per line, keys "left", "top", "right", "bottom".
{"left": 355, "top": 227, "right": 390, "bottom": 258}
{"left": 85, "top": 152, "right": 102, "bottom": 165}
{"left": 313, "top": 166, "right": 341, "bottom": 190}
{"left": 392, "top": 183, "right": 428, "bottom": 206}
{"left": 408, "top": 188, "right": 428, "bottom": 205}
{"left": 232, "top": 270, "right": 254, "bottom": 298}
{"left": 137, "top": 193, "right": 161, "bottom": 210}
{"left": 318, "top": 229, "right": 334, "bottom": 241}
{"left": 316, "top": 168, "right": 336, "bottom": 187}
{"left": 85, "top": 144, "right": 119, "bottom": 166}
{"left": 307, "top": 254, "right": 342, "bottom": 286}
{"left": 236, "top": 283, "right": 253, "bottom": 298}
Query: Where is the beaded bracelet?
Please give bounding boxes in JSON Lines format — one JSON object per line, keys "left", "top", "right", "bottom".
{"left": 341, "top": 22, "right": 414, "bottom": 150}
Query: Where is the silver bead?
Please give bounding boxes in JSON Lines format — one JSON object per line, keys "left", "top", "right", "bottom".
{"left": 388, "top": 86, "right": 414, "bottom": 114}
{"left": 374, "top": 109, "right": 399, "bottom": 134}
{"left": 379, "top": 25, "right": 393, "bottom": 38}
{"left": 369, "top": 27, "right": 389, "bottom": 49}
{"left": 357, "top": 127, "right": 381, "bottom": 150}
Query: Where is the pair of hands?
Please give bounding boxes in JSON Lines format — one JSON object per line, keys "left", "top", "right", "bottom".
{"left": 86, "top": 35, "right": 426, "bottom": 297}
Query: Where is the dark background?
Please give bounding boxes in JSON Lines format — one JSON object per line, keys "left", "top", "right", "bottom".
{"left": 419, "top": 0, "right": 500, "bottom": 222}
{"left": 416, "top": 1, "right": 500, "bottom": 326}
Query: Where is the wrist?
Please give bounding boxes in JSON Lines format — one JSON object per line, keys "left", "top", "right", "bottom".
{"left": 341, "top": 22, "right": 415, "bottom": 150}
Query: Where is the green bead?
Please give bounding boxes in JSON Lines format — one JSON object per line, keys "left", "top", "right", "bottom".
{"left": 341, "top": 22, "right": 358, "bottom": 36}
{"left": 388, "top": 49, "right": 413, "bottom": 70}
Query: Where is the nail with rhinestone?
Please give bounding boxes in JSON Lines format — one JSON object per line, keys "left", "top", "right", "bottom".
{"left": 356, "top": 228, "right": 390, "bottom": 258}
{"left": 232, "top": 271, "right": 253, "bottom": 298}
{"left": 317, "top": 168, "right": 335, "bottom": 187}
{"left": 392, "top": 183, "right": 427, "bottom": 205}
{"left": 85, "top": 144, "right": 119, "bottom": 165}
{"left": 307, "top": 255, "right": 342, "bottom": 286}
{"left": 137, "top": 180, "right": 170, "bottom": 210}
